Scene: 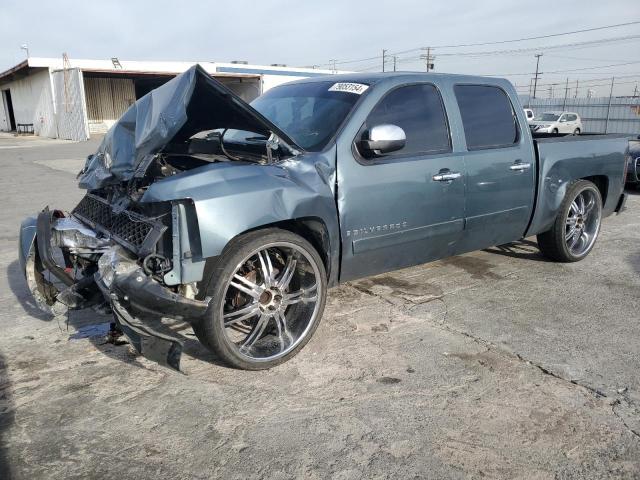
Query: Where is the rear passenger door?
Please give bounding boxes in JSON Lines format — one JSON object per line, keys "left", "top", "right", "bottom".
{"left": 453, "top": 84, "right": 536, "bottom": 251}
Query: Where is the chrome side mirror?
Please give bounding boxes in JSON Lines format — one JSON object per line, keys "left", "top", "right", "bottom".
{"left": 360, "top": 124, "right": 406, "bottom": 156}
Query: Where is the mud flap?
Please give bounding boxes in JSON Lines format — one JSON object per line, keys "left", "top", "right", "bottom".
{"left": 111, "top": 296, "right": 184, "bottom": 372}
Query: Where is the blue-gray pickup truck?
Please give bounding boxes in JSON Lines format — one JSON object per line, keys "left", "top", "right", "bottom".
{"left": 18, "top": 65, "right": 630, "bottom": 370}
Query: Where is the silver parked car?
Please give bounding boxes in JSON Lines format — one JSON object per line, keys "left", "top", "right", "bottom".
{"left": 530, "top": 111, "right": 582, "bottom": 134}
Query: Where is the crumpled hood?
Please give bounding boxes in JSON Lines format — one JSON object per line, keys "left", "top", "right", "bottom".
{"left": 77, "top": 64, "right": 299, "bottom": 190}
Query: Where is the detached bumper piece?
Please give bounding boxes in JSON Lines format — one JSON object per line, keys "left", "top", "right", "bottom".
{"left": 96, "top": 248, "right": 210, "bottom": 371}
{"left": 110, "top": 297, "right": 184, "bottom": 371}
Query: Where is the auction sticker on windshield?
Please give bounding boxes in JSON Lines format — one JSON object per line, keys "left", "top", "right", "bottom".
{"left": 328, "top": 82, "right": 369, "bottom": 94}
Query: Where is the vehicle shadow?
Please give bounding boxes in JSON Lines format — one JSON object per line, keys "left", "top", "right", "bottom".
{"left": 483, "top": 239, "right": 549, "bottom": 262}
{"left": 7, "top": 260, "right": 52, "bottom": 322}
{"left": 0, "top": 352, "right": 14, "bottom": 480}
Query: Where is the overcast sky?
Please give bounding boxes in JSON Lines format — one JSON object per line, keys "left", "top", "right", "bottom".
{"left": 1, "top": 0, "right": 639, "bottom": 96}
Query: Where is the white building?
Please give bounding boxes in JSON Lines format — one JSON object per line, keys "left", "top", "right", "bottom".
{"left": 0, "top": 57, "right": 337, "bottom": 141}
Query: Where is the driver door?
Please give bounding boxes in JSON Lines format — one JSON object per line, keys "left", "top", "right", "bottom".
{"left": 337, "top": 83, "right": 466, "bottom": 281}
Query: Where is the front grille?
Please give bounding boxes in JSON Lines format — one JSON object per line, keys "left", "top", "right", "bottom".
{"left": 72, "top": 194, "right": 166, "bottom": 256}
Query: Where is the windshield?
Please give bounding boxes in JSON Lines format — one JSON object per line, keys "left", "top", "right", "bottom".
{"left": 251, "top": 81, "right": 366, "bottom": 151}
{"left": 536, "top": 113, "right": 560, "bottom": 121}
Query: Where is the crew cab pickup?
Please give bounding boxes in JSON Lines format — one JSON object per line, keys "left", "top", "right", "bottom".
{"left": 18, "top": 66, "right": 629, "bottom": 371}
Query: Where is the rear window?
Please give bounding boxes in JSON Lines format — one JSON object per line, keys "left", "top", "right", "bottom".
{"left": 454, "top": 85, "right": 519, "bottom": 150}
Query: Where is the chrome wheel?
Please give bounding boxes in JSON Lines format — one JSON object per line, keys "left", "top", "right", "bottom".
{"left": 565, "top": 189, "right": 601, "bottom": 257}
{"left": 220, "top": 242, "right": 321, "bottom": 362}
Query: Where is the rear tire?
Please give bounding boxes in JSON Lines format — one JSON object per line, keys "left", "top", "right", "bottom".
{"left": 193, "top": 228, "right": 327, "bottom": 370}
{"left": 537, "top": 180, "right": 602, "bottom": 262}
{"left": 552, "top": 128, "right": 559, "bottom": 134}
{"left": 574, "top": 128, "right": 580, "bottom": 135}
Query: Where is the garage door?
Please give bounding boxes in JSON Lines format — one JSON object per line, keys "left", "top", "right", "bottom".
{"left": 84, "top": 77, "right": 135, "bottom": 135}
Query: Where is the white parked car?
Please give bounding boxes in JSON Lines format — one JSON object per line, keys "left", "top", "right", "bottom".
{"left": 530, "top": 111, "right": 582, "bottom": 134}
{"left": 524, "top": 108, "right": 535, "bottom": 123}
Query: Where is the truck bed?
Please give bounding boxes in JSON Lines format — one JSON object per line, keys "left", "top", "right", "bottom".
{"left": 525, "top": 133, "right": 629, "bottom": 237}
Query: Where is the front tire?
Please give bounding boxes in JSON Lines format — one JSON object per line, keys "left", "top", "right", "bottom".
{"left": 573, "top": 128, "right": 581, "bottom": 135}
{"left": 537, "top": 180, "right": 602, "bottom": 262}
{"left": 552, "top": 128, "right": 559, "bottom": 134}
{"left": 194, "top": 228, "right": 327, "bottom": 370}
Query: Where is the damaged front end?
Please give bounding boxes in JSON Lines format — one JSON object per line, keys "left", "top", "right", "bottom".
{"left": 18, "top": 64, "right": 321, "bottom": 371}
{"left": 19, "top": 200, "right": 211, "bottom": 371}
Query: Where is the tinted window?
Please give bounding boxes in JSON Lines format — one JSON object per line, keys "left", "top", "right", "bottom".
{"left": 251, "top": 81, "right": 364, "bottom": 151}
{"left": 455, "top": 85, "right": 518, "bottom": 150}
{"left": 538, "top": 113, "right": 560, "bottom": 121}
{"left": 364, "top": 84, "right": 450, "bottom": 156}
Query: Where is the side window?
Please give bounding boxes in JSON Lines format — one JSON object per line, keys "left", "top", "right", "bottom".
{"left": 364, "top": 84, "right": 450, "bottom": 156}
{"left": 454, "top": 85, "right": 519, "bottom": 150}
{"left": 568, "top": 114, "right": 577, "bottom": 121}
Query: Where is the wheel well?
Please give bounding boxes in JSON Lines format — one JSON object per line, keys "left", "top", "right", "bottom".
{"left": 246, "top": 218, "right": 331, "bottom": 279}
{"left": 582, "top": 175, "right": 608, "bottom": 204}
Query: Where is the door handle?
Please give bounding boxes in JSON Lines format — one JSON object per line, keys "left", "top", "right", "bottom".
{"left": 509, "top": 162, "right": 531, "bottom": 171}
{"left": 432, "top": 171, "right": 462, "bottom": 182}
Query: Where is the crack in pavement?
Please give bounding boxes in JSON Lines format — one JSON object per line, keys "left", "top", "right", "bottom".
{"left": 349, "top": 281, "right": 640, "bottom": 441}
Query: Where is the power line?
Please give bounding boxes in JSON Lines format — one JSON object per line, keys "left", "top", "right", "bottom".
{"left": 426, "top": 20, "right": 640, "bottom": 49}
{"left": 514, "top": 75, "right": 640, "bottom": 89}
{"left": 319, "top": 20, "right": 640, "bottom": 67}
{"left": 353, "top": 34, "right": 640, "bottom": 72}
{"left": 403, "top": 34, "right": 640, "bottom": 59}
{"left": 492, "top": 60, "right": 640, "bottom": 77}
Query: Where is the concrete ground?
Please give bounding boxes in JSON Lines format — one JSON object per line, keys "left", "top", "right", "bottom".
{"left": 0, "top": 134, "right": 639, "bottom": 479}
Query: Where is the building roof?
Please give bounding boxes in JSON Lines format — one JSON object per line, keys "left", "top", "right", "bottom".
{"left": 0, "top": 57, "right": 338, "bottom": 83}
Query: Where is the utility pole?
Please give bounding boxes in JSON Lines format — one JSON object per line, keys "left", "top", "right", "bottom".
{"left": 604, "top": 77, "right": 615, "bottom": 134}
{"left": 633, "top": 83, "right": 638, "bottom": 98}
{"left": 533, "top": 53, "right": 543, "bottom": 99}
{"left": 527, "top": 78, "right": 533, "bottom": 107}
{"left": 420, "top": 47, "right": 435, "bottom": 72}
{"left": 562, "top": 78, "right": 569, "bottom": 111}
{"left": 329, "top": 59, "right": 337, "bottom": 74}
{"left": 382, "top": 49, "right": 387, "bottom": 72}
{"left": 393, "top": 56, "right": 397, "bottom": 72}
{"left": 574, "top": 79, "right": 579, "bottom": 98}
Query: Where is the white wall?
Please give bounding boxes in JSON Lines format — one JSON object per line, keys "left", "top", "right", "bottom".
{"left": 0, "top": 92, "right": 8, "bottom": 131}
{"left": 0, "top": 69, "right": 56, "bottom": 137}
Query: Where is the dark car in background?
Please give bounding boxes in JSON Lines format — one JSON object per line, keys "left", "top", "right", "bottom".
{"left": 626, "top": 139, "right": 640, "bottom": 188}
